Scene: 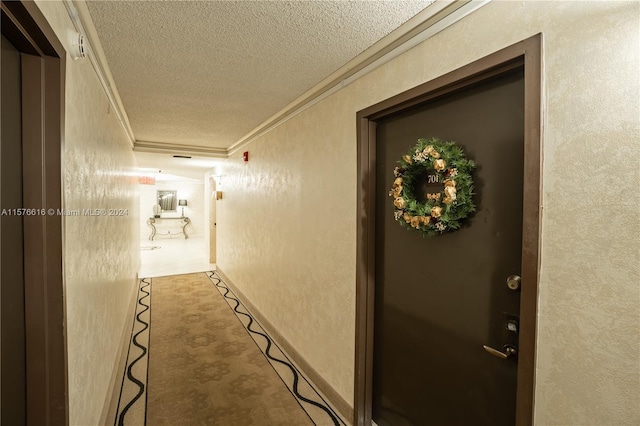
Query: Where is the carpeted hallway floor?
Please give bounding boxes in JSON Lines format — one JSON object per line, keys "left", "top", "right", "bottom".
{"left": 114, "top": 272, "right": 345, "bottom": 426}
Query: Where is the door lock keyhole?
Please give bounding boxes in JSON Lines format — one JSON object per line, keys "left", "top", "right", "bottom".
{"left": 506, "top": 275, "right": 521, "bottom": 291}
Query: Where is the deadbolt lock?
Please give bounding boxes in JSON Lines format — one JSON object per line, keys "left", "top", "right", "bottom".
{"left": 506, "top": 275, "right": 521, "bottom": 291}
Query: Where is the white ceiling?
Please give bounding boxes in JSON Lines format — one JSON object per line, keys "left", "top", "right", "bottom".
{"left": 85, "top": 0, "right": 435, "bottom": 156}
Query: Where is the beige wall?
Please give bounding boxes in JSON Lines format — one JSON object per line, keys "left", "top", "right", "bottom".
{"left": 217, "top": 1, "right": 640, "bottom": 424}
{"left": 34, "top": 1, "right": 140, "bottom": 425}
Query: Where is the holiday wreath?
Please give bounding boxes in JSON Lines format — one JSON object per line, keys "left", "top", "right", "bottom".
{"left": 389, "top": 137, "right": 476, "bottom": 237}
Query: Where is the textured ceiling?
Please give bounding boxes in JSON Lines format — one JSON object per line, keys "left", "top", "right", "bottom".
{"left": 86, "top": 0, "right": 434, "bottom": 151}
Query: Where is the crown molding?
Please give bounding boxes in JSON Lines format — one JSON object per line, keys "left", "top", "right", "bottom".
{"left": 227, "top": 0, "right": 490, "bottom": 155}
{"left": 63, "top": 0, "right": 488, "bottom": 157}
{"left": 133, "top": 141, "right": 228, "bottom": 158}
{"left": 63, "top": 0, "right": 136, "bottom": 146}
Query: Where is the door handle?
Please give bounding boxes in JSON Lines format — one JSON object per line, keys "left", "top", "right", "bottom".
{"left": 483, "top": 344, "right": 517, "bottom": 359}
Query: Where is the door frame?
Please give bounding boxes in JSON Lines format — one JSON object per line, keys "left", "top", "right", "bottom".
{"left": 354, "top": 34, "right": 542, "bottom": 426}
{"left": 209, "top": 176, "right": 217, "bottom": 263}
{"left": 1, "top": 1, "right": 68, "bottom": 424}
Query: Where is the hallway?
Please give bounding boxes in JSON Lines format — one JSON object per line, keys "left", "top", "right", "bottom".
{"left": 115, "top": 270, "right": 345, "bottom": 425}
{"left": 4, "top": 1, "right": 638, "bottom": 424}
{"left": 127, "top": 238, "right": 345, "bottom": 424}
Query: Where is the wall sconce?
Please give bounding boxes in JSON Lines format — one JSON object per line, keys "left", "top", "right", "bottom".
{"left": 178, "top": 199, "right": 187, "bottom": 217}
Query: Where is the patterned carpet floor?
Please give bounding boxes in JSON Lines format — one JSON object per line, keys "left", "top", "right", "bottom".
{"left": 114, "top": 272, "right": 346, "bottom": 426}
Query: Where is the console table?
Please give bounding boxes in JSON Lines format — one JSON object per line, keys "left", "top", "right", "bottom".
{"left": 147, "top": 217, "right": 191, "bottom": 240}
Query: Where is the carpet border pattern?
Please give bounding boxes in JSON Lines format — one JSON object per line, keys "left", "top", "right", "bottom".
{"left": 115, "top": 273, "right": 347, "bottom": 425}
{"left": 207, "top": 271, "right": 347, "bottom": 426}
{"left": 114, "top": 277, "right": 151, "bottom": 426}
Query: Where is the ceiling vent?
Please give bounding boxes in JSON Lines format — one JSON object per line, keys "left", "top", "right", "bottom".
{"left": 173, "top": 155, "right": 192, "bottom": 159}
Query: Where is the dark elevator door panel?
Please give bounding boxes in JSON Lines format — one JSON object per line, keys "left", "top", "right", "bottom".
{"left": 373, "top": 70, "right": 524, "bottom": 426}
{"left": 1, "top": 34, "right": 26, "bottom": 425}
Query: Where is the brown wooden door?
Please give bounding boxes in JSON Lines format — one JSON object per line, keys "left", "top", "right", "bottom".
{"left": 372, "top": 69, "right": 524, "bottom": 425}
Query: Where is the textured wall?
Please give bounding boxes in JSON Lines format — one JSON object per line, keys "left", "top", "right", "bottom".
{"left": 217, "top": 1, "right": 640, "bottom": 424}
{"left": 139, "top": 181, "right": 205, "bottom": 239}
{"left": 34, "top": 2, "right": 140, "bottom": 425}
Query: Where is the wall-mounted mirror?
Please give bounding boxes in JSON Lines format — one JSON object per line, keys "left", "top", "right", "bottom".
{"left": 157, "top": 190, "right": 177, "bottom": 211}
